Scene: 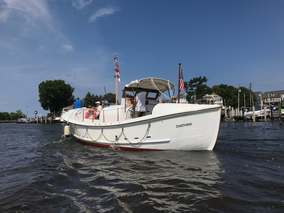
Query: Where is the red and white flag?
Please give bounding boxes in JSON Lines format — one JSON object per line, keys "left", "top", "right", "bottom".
{"left": 113, "top": 56, "right": 120, "bottom": 82}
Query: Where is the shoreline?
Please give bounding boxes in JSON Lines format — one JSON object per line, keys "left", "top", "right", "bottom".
{"left": 0, "top": 120, "right": 17, "bottom": 123}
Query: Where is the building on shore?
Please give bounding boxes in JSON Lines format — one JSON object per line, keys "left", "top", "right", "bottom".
{"left": 247, "top": 90, "right": 284, "bottom": 120}
{"left": 201, "top": 94, "right": 223, "bottom": 106}
{"left": 261, "top": 90, "right": 284, "bottom": 106}
{"left": 201, "top": 90, "right": 284, "bottom": 121}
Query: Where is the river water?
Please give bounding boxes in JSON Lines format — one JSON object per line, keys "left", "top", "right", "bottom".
{"left": 0, "top": 122, "right": 283, "bottom": 212}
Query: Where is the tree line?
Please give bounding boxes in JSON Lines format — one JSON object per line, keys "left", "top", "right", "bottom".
{"left": 0, "top": 110, "right": 25, "bottom": 121}
{"left": 184, "top": 76, "right": 256, "bottom": 108}
{"left": 37, "top": 78, "right": 256, "bottom": 115}
{"left": 83, "top": 92, "right": 116, "bottom": 107}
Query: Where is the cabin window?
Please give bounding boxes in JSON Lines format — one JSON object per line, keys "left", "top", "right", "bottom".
{"left": 123, "top": 90, "right": 135, "bottom": 98}
{"left": 147, "top": 92, "right": 158, "bottom": 100}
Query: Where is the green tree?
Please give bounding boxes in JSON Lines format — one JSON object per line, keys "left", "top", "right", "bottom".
{"left": 9, "top": 110, "right": 25, "bottom": 120}
{"left": 84, "top": 92, "right": 96, "bottom": 107}
{"left": 38, "top": 80, "right": 74, "bottom": 115}
{"left": 83, "top": 92, "right": 116, "bottom": 106}
{"left": 0, "top": 112, "right": 10, "bottom": 120}
{"left": 0, "top": 110, "right": 25, "bottom": 120}
{"left": 185, "top": 76, "right": 212, "bottom": 103}
{"left": 212, "top": 84, "right": 256, "bottom": 108}
{"left": 16, "top": 110, "right": 25, "bottom": 118}
{"left": 212, "top": 84, "right": 238, "bottom": 107}
{"left": 103, "top": 93, "right": 116, "bottom": 104}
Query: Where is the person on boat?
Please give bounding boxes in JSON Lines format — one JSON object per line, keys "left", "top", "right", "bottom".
{"left": 135, "top": 91, "right": 147, "bottom": 117}
{"left": 74, "top": 98, "right": 81, "bottom": 108}
{"left": 171, "top": 96, "right": 177, "bottom": 103}
{"left": 126, "top": 97, "right": 135, "bottom": 118}
{"left": 84, "top": 106, "right": 96, "bottom": 120}
{"left": 95, "top": 101, "right": 102, "bottom": 119}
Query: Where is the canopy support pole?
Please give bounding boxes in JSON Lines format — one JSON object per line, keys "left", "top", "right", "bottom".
{"left": 177, "top": 63, "right": 182, "bottom": 103}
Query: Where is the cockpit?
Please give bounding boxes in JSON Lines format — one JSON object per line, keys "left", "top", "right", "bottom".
{"left": 122, "top": 77, "right": 175, "bottom": 118}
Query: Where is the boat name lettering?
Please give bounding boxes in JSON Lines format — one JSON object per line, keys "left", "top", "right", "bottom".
{"left": 176, "top": 123, "right": 192, "bottom": 128}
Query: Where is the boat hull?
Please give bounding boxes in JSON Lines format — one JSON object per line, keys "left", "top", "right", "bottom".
{"left": 68, "top": 107, "right": 221, "bottom": 151}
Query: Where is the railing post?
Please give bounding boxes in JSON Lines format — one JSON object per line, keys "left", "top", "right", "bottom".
{"left": 103, "top": 110, "right": 105, "bottom": 122}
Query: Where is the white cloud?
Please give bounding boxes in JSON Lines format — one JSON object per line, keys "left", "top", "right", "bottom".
{"left": 62, "top": 43, "right": 74, "bottom": 52}
{"left": 0, "top": 8, "right": 10, "bottom": 22}
{"left": 72, "top": 0, "right": 93, "bottom": 10}
{"left": 0, "top": 0, "right": 74, "bottom": 53}
{"left": 89, "top": 7, "right": 117, "bottom": 23}
{"left": 0, "top": 0, "right": 115, "bottom": 114}
{"left": 0, "top": 0, "right": 52, "bottom": 25}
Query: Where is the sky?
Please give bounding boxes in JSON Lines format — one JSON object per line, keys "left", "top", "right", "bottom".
{"left": 1, "top": 0, "right": 284, "bottom": 116}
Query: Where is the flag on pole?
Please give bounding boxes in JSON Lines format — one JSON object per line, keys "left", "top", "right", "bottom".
{"left": 113, "top": 56, "right": 120, "bottom": 82}
{"left": 179, "top": 65, "right": 185, "bottom": 91}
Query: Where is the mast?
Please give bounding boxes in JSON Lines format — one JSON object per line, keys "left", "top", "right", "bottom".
{"left": 249, "top": 82, "right": 256, "bottom": 122}
{"left": 238, "top": 87, "right": 241, "bottom": 116}
{"left": 113, "top": 56, "right": 120, "bottom": 105}
{"left": 104, "top": 86, "right": 107, "bottom": 95}
{"left": 249, "top": 82, "right": 252, "bottom": 110}
{"left": 243, "top": 93, "right": 246, "bottom": 109}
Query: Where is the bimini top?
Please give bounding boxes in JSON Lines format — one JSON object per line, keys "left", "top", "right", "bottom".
{"left": 125, "top": 77, "right": 175, "bottom": 93}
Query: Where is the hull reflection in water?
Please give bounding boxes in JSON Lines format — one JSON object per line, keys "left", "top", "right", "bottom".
{"left": 57, "top": 147, "right": 223, "bottom": 212}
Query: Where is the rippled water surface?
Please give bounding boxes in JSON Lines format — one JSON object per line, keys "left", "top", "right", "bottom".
{"left": 0, "top": 122, "right": 283, "bottom": 212}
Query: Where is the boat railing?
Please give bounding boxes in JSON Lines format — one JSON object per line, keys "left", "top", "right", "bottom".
{"left": 72, "top": 106, "right": 134, "bottom": 124}
{"left": 99, "top": 105, "right": 127, "bottom": 123}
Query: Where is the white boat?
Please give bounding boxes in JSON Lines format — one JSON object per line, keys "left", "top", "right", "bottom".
{"left": 62, "top": 78, "right": 221, "bottom": 151}
{"left": 244, "top": 108, "right": 271, "bottom": 119}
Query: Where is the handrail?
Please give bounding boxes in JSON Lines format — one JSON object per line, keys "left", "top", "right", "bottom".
{"left": 72, "top": 106, "right": 220, "bottom": 128}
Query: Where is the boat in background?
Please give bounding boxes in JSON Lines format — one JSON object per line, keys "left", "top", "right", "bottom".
{"left": 244, "top": 108, "right": 271, "bottom": 120}
{"left": 16, "top": 118, "right": 29, "bottom": 123}
{"left": 62, "top": 78, "right": 221, "bottom": 151}
{"left": 281, "top": 97, "right": 284, "bottom": 119}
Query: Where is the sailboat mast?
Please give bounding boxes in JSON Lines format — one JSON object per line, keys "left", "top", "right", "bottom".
{"left": 249, "top": 82, "right": 252, "bottom": 110}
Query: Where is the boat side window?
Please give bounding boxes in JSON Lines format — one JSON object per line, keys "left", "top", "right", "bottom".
{"left": 147, "top": 92, "right": 159, "bottom": 100}
{"left": 123, "top": 90, "right": 135, "bottom": 98}
{"left": 145, "top": 91, "right": 159, "bottom": 114}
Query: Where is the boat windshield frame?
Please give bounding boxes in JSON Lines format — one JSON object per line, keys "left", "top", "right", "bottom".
{"left": 123, "top": 87, "right": 160, "bottom": 100}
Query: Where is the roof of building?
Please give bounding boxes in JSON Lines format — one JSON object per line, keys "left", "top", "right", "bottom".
{"left": 262, "top": 90, "right": 284, "bottom": 98}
